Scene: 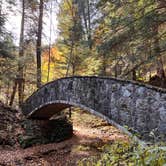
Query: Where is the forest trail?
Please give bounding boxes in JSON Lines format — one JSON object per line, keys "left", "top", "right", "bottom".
{"left": 0, "top": 109, "right": 128, "bottom": 166}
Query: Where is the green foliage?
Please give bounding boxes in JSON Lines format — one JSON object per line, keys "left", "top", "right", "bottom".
{"left": 56, "top": 0, "right": 101, "bottom": 76}
{"left": 56, "top": 0, "right": 166, "bottom": 80}
{"left": 95, "top": 0, "right": 166, "bottom": 79}
{"left": 0, "top": 34, "right": 17, "bottom": 83}
{"left": 0, "top": 34, "right": 15, "bottom": 58}
{"left": 79, "top": 141, "right": 166, "bottom": 166}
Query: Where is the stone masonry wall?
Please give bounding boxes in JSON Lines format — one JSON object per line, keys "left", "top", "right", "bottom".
{"left": 22, "top": 76, "right": 166, "bottom": 140}
{"left": 18, "top": 117, "right": 73, "bottom": 148}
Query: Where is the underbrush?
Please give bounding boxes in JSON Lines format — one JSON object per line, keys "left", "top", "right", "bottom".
{"left": 78, "top": 141, "right": 166, "bottom": 166}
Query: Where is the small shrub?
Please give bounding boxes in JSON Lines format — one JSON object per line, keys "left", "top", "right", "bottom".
{"left": 79, "top": 141, "right": 166, "bottom": 166}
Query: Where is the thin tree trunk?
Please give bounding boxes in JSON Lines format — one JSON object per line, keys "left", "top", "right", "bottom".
{"left": 66, "top": 41, "right": 74, "bottom": 118}
{"left": 66, "top": 0, "right": 75, "bottom": 77}
{"left": 87, "top": 0, "right": 92, "bottom": 49}
{"left": 66, "top": 41, "right": 74, "bottom": 77}
{"left": 82, "top": 3, "right": 88, "bottom": 38}
{"left": 5, "top": 82, "right": 10, "bottom": 105}
{"left": 36, "top": 0, "right": 44, "bottom": 88}
{"left": 153, "top": 11, "right": 165, "bottom": 86}
{"left": 101, "top": 55, "right": 106, "bottom": 76}
{"left": 47, "top": 1, "right": 53, "bottom": 82}
{"left": 18, "top": 0, "right": 25, "bottom": 107}
{"left": 47, "top": 48, "right": 51, "bottom": 82}
{"left": 132, "top": 70, "right": 137, "bottom": 81}
{"left": 151, "top": 1, "right": 166, "bottom": 88}
{"left": 155, "top": 1, "right": 165, "bottom": 74}
{"left": 0, "top": 0, "right": 2, "bottom": 17}
{"left": 9, "top": 80, "right": 17, "bottom": 106}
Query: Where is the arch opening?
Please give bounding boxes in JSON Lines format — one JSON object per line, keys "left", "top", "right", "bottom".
{"left": 28, "top": 100, "right": 133, "bottom": 140}
{"left": 28, "top": 100, "right": 103, "bottom": 120}
{"left": 28, "top": 101, "right": 129, "bottom": 142}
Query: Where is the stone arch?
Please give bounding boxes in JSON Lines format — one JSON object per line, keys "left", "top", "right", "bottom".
{"left": 22, "top": 76, "right": 166, "bottom": 139}
{"left": 28, "top": 100, "right": 102, "bottom": 119}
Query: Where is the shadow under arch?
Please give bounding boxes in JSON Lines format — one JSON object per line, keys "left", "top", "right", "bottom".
{"left": 28, "top": 100, "right": 107, "bottom": 119}
{"left": 28, "top": 100, "right": 133, "bottom": 139}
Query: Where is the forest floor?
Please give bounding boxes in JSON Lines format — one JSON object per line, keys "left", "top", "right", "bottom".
{"left": 0, "top": 108, "right": 128, "bottom": 166}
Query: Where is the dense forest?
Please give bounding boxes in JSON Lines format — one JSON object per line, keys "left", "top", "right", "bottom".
{"left": 0, "top": 0, "right": 166, "bottom": 165}
{"left": 0, "top": 0, "right": 165, "bottom": 106}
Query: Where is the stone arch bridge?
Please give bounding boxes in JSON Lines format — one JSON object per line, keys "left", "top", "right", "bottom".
{"left": 22, "top": 76, "right": 166, "bottom": 138}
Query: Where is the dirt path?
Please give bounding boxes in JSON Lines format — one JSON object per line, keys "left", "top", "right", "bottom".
{"left": 0, "top": 109, "right": 128, "bottom": 166}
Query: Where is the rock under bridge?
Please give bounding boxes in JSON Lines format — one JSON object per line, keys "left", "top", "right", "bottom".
{"left": 22, "top": 76, "right": 166, "bottom": 140}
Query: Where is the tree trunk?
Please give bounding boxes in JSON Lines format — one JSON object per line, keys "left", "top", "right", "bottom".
{"left": 82, "top": 3, "right": 88, "bottom": 38}
{"left": 0, "top": 0, "right": 2, "bottom": 17}
{"left": 66, "top": 42, "right": 74, "bottom": 118}
{"left": 9, "top": 80, "right": 17, "bottom": 106}
{"left": 101, "top": 55, "right": 106, "bottom": 76}
{"left": 5, "top": 82, "right": 10, "bottom": 105}
{"left": 132, "top": 70, "right": 137, "bottom": 81}
{"left": 87, "top": 0, "right": 92, "bottom": 49}
{"left": 153, "top": 4, "right": 165, "bottom": 86}
{"left": 18, "top": 0, "right": 25, "bottom": 107}
{"left": 36, "top": 0, "right": 44, "bottom": 88}
{"left": 149, "top": 0, "right": 166, "bottom": 88}
{"left": 47, "top": 1, "right": 53, "bottom": 82}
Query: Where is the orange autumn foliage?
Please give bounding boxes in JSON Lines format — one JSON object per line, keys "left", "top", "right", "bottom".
{"left": 42, "top": 46, "right": 66, "bottom": 83}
